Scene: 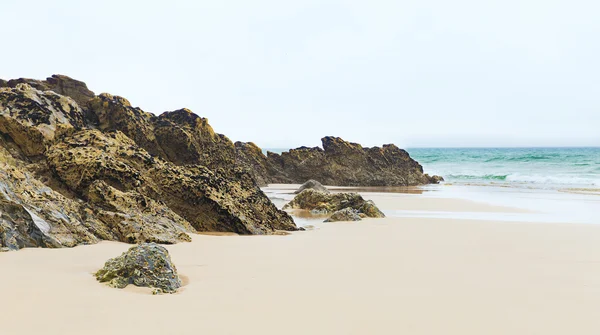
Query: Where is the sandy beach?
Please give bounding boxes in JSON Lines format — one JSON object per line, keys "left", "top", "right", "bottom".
{"left": 1, "top": 185, "right": 599, "bottom": 334}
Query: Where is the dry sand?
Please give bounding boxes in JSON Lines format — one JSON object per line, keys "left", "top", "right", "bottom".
{"left": 2, "top": 192, "right": 600, "bottom": 334}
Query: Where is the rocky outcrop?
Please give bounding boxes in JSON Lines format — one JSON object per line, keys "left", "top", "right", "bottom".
{"left": 324, "top": 208, "right": 362, "bottom": 222}
{"left": 267, "top": 137, "right": 442, "bottom": 186}
{"left": 0, "top": 83, "right": 85, "bottom": 156}
{"left": 234, "top": 141, "right": 271, "bottom": 186}
{"left": 5, "top": 75, "right": 95, "bottom": 108}
{"left": 46, "top": 129, "right": 296, "bottom": 235}
{"left": 0, "top": 161, "right": 101, "bottom": 251}
{"left": 294, "top": 180, "right": 329, "bottom": 194}
{"left": 284, "top": 189, "right": 385, "bottom": 219}
{"left": 95, "top": 243, "right": 181, "bottom": 294}
{"left": 88, "top": 96, "right": 237, "bottom": 172}
{"left": 0, "top": 76, "right": 298, "bottom": 251}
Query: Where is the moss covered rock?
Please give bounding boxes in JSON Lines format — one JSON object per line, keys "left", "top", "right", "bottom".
{"left": 95, "top": 243, "right": 181, "bottom": 294}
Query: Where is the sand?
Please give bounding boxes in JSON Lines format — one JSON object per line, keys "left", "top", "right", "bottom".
{"left": 2, "top": 190, "right": 600, "bottom": 334}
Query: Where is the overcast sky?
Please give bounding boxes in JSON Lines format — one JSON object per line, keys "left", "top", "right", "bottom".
{"left": 1, "top": 0, "right": 598, "bottom": 148}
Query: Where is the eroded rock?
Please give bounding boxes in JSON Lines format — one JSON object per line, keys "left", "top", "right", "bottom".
{"left": 324, "top": 208, "right": 362, "bottom": 222}
{"left": 95, "top": 243, "right": 181, "bottom": 294}
{"left": 294, "top": 179, "right": 329, "bottom": 194}
{"left": 0, "top": 84, "right": 84, "bottom": 156}
{"left": 47, "top": 129, "right": 297, "bottom": 235}
{"left": 5, "top": 75, "right": 95, "bottom": 108}
{"left": 284, "top": 189, "right": 385, "bottom": 219}
{"left": 267, "top": 137, "right": 443, "bottom": 186}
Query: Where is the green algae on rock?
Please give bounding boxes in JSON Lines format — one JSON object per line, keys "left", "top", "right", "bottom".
{"left": 95, "top": 243, "right": 181, "bottom": 294}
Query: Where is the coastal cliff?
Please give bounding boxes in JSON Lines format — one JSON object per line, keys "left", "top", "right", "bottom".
{"left": 0, "top": 74, "right": 439, "bottom": 251}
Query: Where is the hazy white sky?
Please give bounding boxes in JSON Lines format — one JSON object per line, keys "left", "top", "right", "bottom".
{"left": 1, "top": 0, "right": 598, "bottom": 148}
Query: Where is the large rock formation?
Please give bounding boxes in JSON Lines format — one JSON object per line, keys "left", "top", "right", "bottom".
{"left": 0, "top": 76, "right": 297, "bottom": 251}
{"left": 266, "top": 137, "right": 442, "bottom": 186}
{"left": 95, "top": 243, "right": 182, "bottom": 294}
{"left": 0, "top": 73, "right": 440, "bottom": 251}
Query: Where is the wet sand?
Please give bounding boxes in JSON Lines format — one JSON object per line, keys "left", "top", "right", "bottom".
{"left": 2, "top": 188, "right": 600, "bottom": 334}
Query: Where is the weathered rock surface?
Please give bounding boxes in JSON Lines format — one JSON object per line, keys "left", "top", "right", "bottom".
{"left": 267, "top": 137, "right": 443, "bottom": 186}
{"left": 284, "top": 189, "right": 385, "bottom": 220}
{"left": 0, "top": 76, "right": 298, "bottom": 251}
{"left": 324, "top": 208, "right": 362, "bottom": 222}
{"left": 6, "top": 75, "right": 95, "bottom": 109}
{"left": 0, "top": 161, "right": 101, "bottom": 250}
{"left": 88, "top": 95, "right": 238, "bottom": 172}
{"left": 95, "top": 243, "right": 181, "bottom": 294}
{"left": 0, "top": 83, "right": 85, "bottom": 156}
{"left": 294, "top": 180, "right": 329, "bottom": 194}
{"left": 234, "top": 141, "right": 271, "bottom": 186}
{"left": 46, "top": 129, "right": 295, "bottom": 235}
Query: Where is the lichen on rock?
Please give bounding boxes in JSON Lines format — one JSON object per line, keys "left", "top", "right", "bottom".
{"left": 95, "top": 243, "right": 181, "bottom": 294}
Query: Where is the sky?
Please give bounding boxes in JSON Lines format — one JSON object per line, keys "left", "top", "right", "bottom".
{"left": 1, "top": 0, "right": 598, "bottom": 148}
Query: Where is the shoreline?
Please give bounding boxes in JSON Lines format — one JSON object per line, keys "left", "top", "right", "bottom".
{"left": 1, "top": 184, "right": 599, "bottom": 334}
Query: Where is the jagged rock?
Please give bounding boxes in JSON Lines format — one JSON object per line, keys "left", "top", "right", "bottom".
{"left": 294, "top": 180, "right": 329, "bottom": 194}
{"left": 324, "top": 208, "right": 362, "bottom": 222}
{"left": 6, "top": 75, "right": 95, "bottom": 109}
{"left": 283, "top": 189, "right": 385, "bottom": 219}
{"left": 0, "top": 84, "right": 84, "bottom": 156}
{"left": 0, "top": 161, "right": 101, "bottom": 250}
{"left": 85, "top": 180, "right": 193, "bottom": 244}
{"left": 0, "top": 199, "right": 62, "bottom": 250}
{"left": 358, "top": 200, "right": 386, "bottom": 218}
{"left": 88, "top": 96, "right": 237, "bottom": 172}
{"left": 0, "top": 76, "right": 299, "bottom": 251}
{"left": 234, "top": 141, "right": 271, "bottom": 186}
{"left": 88, "top": 93, "right": 164, "bottom": 156}
{"left": 95, "top": 243, "right": 181, "bottom": 294}
{"left": 46, "top": 129, "right": 297, "bottom": 235}
{"left": 267, "top": 137, "right": 443, "bottom": 186}
{"left": 154, "top": 108, "right": 236, "bottom": 170}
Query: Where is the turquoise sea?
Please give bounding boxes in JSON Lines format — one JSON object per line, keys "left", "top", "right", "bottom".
{"left": 408, "top": 147, "right": 600, "bottom": 190}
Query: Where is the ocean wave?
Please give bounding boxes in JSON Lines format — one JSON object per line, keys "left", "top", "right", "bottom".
{"left": 483, "top": 154, "right": 563, "bottom": 163}
{"left": 446, "top": 173, "right": 599, "bottom": 186}
{"left": 447, "top": 174, "right": 508, "bottom": 181}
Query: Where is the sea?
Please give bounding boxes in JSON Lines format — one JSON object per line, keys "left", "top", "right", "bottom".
{"left": 408, "top": 147, "right": 600, "bottom": 191}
